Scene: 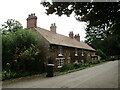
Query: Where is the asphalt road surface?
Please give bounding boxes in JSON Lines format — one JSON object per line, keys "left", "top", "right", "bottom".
{"left": 3, "top": 60, "right": 119, "bottom": 88}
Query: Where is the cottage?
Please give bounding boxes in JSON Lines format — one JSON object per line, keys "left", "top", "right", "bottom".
{"left": 26, "top": 13, "right": 97, "bottom": 71}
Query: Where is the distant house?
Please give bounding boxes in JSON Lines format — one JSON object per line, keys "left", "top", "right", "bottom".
{"left": 26, "top": 13, "right": 98, "bottom": 71}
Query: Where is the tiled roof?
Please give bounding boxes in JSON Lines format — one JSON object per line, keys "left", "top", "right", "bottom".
{"left": 35, "top": 27, "right": 95, "bottom": 51}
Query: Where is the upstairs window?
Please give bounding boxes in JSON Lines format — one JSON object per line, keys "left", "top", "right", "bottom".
{"left": 58, "top": 46, "right": 63, "bottom": 56}
{"left": 75, "top": 48, "right": 78, "bottom": 56}
{"left": 82, "top": 50, "right": 84, "bottom": 56}
{"left": 88, "top": 52, "right": 90, "bottom": 56}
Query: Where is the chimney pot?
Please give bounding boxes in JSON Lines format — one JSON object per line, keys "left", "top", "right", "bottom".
{"left": 53, "top": 23, "right": 56, "bottom": 26}
{"left": 74, "top": 33, "right": 80, "bottom": 41}
{"left": 50, "top": 23, "right": 56, "bottom": 33}
{"left": 27, "top": 13, "right": 37, "bottom": 29}
{"left": 69, "top": 31, "right": 74, "bottom": 39}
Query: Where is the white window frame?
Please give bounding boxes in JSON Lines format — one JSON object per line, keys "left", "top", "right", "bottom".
{"left": 82, "top": 50, "right": 84, "bottom": 56}
{"left": 75, "top": 48, "right": 78, "bottom": 56}
{"left": 58, "top": 46, "right": 63, "bottom": 56}
{"left": 56, "top": 58, "right": 64, "bottom": 68}
{"left": 88, "top": 52, "right": 90, "bottom": 56}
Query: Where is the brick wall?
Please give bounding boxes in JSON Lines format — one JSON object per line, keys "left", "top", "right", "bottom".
{"left": 32, "top": 30, "right": 96, "bottom": 71}
{"left": 49, "top": 44, "right": 95, "bottom": 71}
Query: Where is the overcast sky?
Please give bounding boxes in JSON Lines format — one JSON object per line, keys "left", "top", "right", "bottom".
{"left": 0, "top": 0, "right": 87, "bottom": 41}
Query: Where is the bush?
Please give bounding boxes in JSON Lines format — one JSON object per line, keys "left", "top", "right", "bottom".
{"left": 2, "top": 70, "right": 17, "bottom": 80}
{"left": 47, "top": 56, "right": 53, "bottom": 64}
{"left": 101, "top": 59, "right": 106, "bottom": 62}
{"left": 61, "top": 64, "right": 74, "bottom": 72}
{"left": 73, "top": 64, "right": 80, "bottom": 68}
{"left": 2, "top": 29, "right": 47, "bottom": 74}
{"left": 96, "top": 49, "right": 107, "bottom": 59}
{"left": 81, "top": 63, "right": 90, "bottom": 67}
{"left": 2, "top": 70, "right": 40, "bottom": 80}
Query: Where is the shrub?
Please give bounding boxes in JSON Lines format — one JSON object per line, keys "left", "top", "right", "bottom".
{"left": 2, "top": 29, "right": 47, "bottom": 74}
{"left": 47, "top": 56, "right": 54, "bottom": 64}
{"left": 81, "top": 63, "right": 90, "bottom": 67}
{"left": 101, "top": 59, "right": 106, "bottom": 62}
{"left": 2, "top": 70, "right": 40, "bottom": 80}
{"left": 96, "top": 49, "right": 107, "bottom": 59}
{"left": 73, "top": 64, "right": 80, "bottom": 68}
{"left": 2, "top": 70, "right": 17, "bottom": 80}
{"left": 61, "top": 64, "right": 74, "bottom": 72}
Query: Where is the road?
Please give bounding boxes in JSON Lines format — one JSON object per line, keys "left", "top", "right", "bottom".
{"left": 2, "top": 60, "right": 119, "bottom": 88}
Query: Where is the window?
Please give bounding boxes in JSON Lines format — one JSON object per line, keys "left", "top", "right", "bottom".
{"left": 56, "top": 58, "right": 64, "bottom": 68}
{"left": 75, "top": 48, "right": 78, "bottom": 56}
{"left": 67, "top": 57, "right": 71, "bottom": 63}
{"left": 82, "top": 50, "right": 84, "bottom": 56}
{"left": 88, "top": 52, "right": 90, "bottom": 56}
{"left": 58, "top": 46, "right": 63, "bottom": 56}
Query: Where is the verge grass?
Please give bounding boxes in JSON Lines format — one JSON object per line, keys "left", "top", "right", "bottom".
{"left": 54, "top": 60, "right": 110, "bottom": 76}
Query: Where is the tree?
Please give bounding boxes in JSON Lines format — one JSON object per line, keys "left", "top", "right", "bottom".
{"left": 96, "top": 49, "right": 106, "bottom": 59}
{"left": 41, "top": 2, "right": 120, "bottom": 37}
{"left": 41, "top": 2, "right": 119, "bottom": 26}
{"left": 41, "top": 2, "right": 120, "bottom": 56}
{"left": 2, "top": 29, "right": 48, "bottom": 73}
{"left": 1, "top": 19, "right": 23, "bottom": 33}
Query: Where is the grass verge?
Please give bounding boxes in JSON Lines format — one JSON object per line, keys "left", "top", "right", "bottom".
{"left": 54, "top": 60, "right": 110, "bottom": 76}
{"left": 2, "top": 60, "right": 112, "bottom": 81}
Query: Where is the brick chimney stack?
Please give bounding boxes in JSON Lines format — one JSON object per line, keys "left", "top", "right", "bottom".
{"left": 74, "top": 34, "right": 80, "bottom": 41}
{"left": 69, "top": 31, "right": 74, "bottom": 39}
{"left": 50, "top": 23, "right": 57, "bottom": 33}
{"left": 27, "top": 13, "right": 37, "bottom": 29}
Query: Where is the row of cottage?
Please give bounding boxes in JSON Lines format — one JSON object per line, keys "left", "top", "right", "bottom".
{"left": 26, "top": 13, "right": 99, "bottom": 71}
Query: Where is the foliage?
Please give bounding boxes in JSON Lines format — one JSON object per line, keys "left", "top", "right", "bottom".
{"left": 2, "top": 70, "right": 17, "bottom": 80}
{"left": 41, "top": 2, "right": 119, "bottom": 28}
{"left": 73, "top": 63, "right": 80, "bottom": 68}
{"left": 1, "top": 19, "right": 23, "bottom": 33}
{"left": 55, "top": 60, "right": 109, "bottom": 77}
{"left": 61, "top": 60, "right": 105, "bottom": 72}
{"left": 96, "top": 49, "right": 106, "bottom": 59}
{"left": 81, "top": 62, "right": 91, "bottom": 67}
{"left": 2, "top": 70, "right": 40, "bottom": 80}
{"left": 47, "top": 56, "right": 53, "bottom": 64}
{"left": 61, "top": 64, "right": 74, "bottom": 72}
{"left": 2, "top": 29, "right": 47, "bottom": 73}
{"left": 41, "top": 2, "right": 120, "bottom": 56}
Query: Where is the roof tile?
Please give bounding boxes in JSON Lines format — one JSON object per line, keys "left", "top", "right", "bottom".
{"left": 35, "top": 27, "right": 95, "bottom": 51}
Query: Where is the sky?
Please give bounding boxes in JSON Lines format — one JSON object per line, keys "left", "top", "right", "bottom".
{"left": 0, "top": 0, "right": 87, "bottom": 41}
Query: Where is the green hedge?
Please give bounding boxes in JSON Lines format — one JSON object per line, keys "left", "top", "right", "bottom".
{"left": 61, "top": 64, "right": 75, "bottom": 72}
{"left": 2, "top": 29, "right": 47, "bottom": 80}
{"left": 2, "top": 70, "right": 40, "bottom": 80}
